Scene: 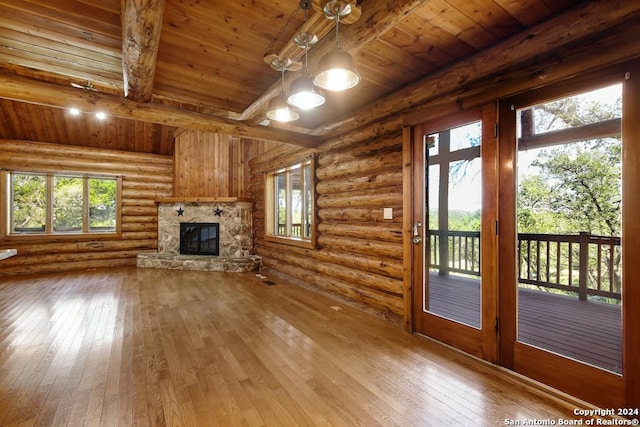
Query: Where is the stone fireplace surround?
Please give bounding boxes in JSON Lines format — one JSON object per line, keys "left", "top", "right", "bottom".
{"left": 136, "top": 197, "right": 261, "bottom": 272}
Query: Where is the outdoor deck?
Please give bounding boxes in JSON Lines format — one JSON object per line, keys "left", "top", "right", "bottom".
{"left": 428, "top": 272, "right": 622, "bottom": 373}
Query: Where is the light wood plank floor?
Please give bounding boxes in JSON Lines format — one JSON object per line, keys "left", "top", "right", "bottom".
{"left": 0, "top": 267, "right": 606, "bottom": 426}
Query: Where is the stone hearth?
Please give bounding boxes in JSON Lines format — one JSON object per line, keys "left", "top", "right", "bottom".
{"left": 136, "top": 198, "right": 261, "bottom": 272}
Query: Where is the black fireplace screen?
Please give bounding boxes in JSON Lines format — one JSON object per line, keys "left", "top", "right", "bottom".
{"left": 179, "top": 223, "right": 219, "bottom": 255}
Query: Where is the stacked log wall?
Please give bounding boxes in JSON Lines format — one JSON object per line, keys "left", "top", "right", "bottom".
{"left": 249, "top": 133, "right": 405, "bottom": 324}
{"left": 0, "top": 140, "right": 173, "bottom": 275}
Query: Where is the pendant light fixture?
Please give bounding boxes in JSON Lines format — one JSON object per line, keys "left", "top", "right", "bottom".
{"left": 314, "top": 0, "right": 360, "bottom": 92}
{"left": 266, "top": 58, "right": 299, "bottom": 122}
{"left": 287, "top": 32, "right": 325, "bottom": 110}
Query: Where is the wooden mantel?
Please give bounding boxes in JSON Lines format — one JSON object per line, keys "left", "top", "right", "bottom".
{"left": 154, "top": 197, "right": 253, "bottom": 204}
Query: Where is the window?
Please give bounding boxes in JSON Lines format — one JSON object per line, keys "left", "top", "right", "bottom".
{"left": 265, "top": 158, "right": 316, "bottom": 247}
{"left": 7, "top": 172, "right": 119, "bottom": 235}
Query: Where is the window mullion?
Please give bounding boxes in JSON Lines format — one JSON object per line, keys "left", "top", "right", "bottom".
{"left": 83, "top": 177, "right": 89, "bottom": 233}
{"left": 286, "top": 169, "right": 292, "bottom": 237}
{"left": 302, "top": 164, "right": 308, "bottom": 238}
{"left": 46, "top": 175, "right": 53, "bottom": 234}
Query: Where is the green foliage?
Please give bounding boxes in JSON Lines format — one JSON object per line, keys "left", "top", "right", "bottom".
{"left": 10, "top": 173, "right": 117, "bottom": 233}
{"left": 89, "top": 178, "right": 116, "bottom": 227}
{"left": 524, "top": 140, "right": 620, "bottom": 235}
{"left": 54, "top": 176, "right": 83, "bottom": 231}
{"left": 447, "top": 209, "right": 481, "bottom": 231}
{"left": 12, "top": 174, "right": 46, "bottom": 230}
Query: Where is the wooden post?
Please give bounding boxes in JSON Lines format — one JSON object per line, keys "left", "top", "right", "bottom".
{"left": 578, "top": 232, "right": 589, "bottom": 301}
{"left": 438, "top": 130, "right": 450, "bottom": 277}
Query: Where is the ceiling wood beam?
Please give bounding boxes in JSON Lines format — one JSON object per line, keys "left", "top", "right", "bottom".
{"left": 316, "top": 0, "right": 640, "bottom": 142}
{"left": 0, "top": 71, "right": 320, "bottom": 148}
{"left": 121, "top": 0, "right": 165, "bottom": 102}
{"left": 240, "top": 0, "right": 427, "bottom": 121}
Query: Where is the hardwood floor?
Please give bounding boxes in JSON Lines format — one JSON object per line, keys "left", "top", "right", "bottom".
{"left": 0, "top": 267, "right": 607, "bottom": 426}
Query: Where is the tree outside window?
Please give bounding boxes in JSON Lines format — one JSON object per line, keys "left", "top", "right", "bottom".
{"left": 8, "top": 172, "right": 119, "bottom": 235}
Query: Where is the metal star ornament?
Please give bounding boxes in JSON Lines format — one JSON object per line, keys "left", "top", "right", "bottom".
{"left": 176, "top": 207, "right": 185, "bottom": 216}
{"left": 213, "top": 207, "right": 223, "bottom": 216}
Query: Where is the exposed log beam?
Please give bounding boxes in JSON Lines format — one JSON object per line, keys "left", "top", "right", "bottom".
{"left": 0, "top": 71, "right": 320, "bottom": 148}
{"left": 240, "top": 0, "right": 426, "bottom": 120}
{"left": 315, "top": 0, "right": 640, "bottom": 142}
{"left": 121, "top": 0, "right": 165, "bottom": 102}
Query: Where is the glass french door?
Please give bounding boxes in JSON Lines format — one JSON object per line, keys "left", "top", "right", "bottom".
{"left": 411, "top": 62, "right": 640, "bottom": 409}
{"left": 497, "top": 64, "right": 640, "bottom": 408}
{"left": 412, "top": 107, "right": 498, "bottom": 362}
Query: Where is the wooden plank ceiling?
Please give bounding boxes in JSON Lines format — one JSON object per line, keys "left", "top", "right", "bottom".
{"left": 0, "top": 0, "right": 627, "bottom": 154}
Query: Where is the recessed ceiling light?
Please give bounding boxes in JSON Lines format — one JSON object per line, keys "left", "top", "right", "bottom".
{"left": 95, "top": 112, "right": 107, "bottom": 120}
{"left": 69, "top": 108, "right": 81, "bottom": 116}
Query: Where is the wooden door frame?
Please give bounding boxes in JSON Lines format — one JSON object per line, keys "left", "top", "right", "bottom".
{"left": 498, "top": 61, "right": 639, "bottom": 408}
{"left": 406, "top": 105, "right": 499, "bottom": 363}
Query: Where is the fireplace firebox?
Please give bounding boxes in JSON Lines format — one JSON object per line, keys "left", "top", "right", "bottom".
{"left": 179, "top": 223, "right": 219, "bottom": 255}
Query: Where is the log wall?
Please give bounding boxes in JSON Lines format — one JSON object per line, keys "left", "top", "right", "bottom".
{"left": 249, "top": 134, "right": 405, "bottom": 324}
{"left": 174, "top": 130, "right": 279, "bottom": 198}
{"left": 0, "top": 140, "right": 173, "bottom": 275}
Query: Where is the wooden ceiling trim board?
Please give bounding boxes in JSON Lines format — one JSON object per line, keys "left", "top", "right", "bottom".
{"left": 414, "top": 0, "right": 498, "bottom": 50}
{"left": 0, "top": 50, "right": 123, "bottom": 88}
{"left": 157, "top": 25, "right": 261, "bottom": 64}
{"left": 0, "top": 28, "right": 120, "bottom": 66}
{"left": 151, "top": 94, "right": 241, "bottom": 120}
{"left": 348, "top": 53, "right": 406, "bottom": 92}
{"left": 377, "top": 26, "right": 445, "bottom": 69}
{"left": 491, "top": 0, "right": 556, "bottom": 27}
{"left": 151, "top": 72, "right": 254, "bottom": 113}
{"left": 240, "top": 0, "right": 428, "bottom": 121}
{"left": 360, "top": 39, "right": 434, "bottom": 83}
{"left": 154, "top": 39, "right": 266, "bottom": 84}
{"left": 121, "top": 0, "right": 165, "bottom": 102}
{"left": 0, "top": 34, "right": 121, "bottom": 77}
{"left": 0, "top": 63, "right": 122, "bottom": 96}
{"left": 167, "top": 0, "right": 302, "bottom": 41}
{"left": 444, "top": 0, "right": 523, "bottom": 40}
{"left": 159, "top": 4, "right": 299, "bottom": 59}
{"left": 0, "top": 12, "right": 121, "bottom": 57}
{"left": 394, "top": 15, "right": 475, "bottom": 60}
{"left": 315, "top": 0, "right": 640, "bottom": 140}
{"left": 0, "top": 0, "right": 121, "bottom": 38}
{"left": 0, "top": 71, "right": 319, "bottom": 148}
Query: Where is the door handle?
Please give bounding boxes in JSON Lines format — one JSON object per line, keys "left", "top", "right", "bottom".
{"left": 412, "top": 222, "right": 422, "bottom": 244}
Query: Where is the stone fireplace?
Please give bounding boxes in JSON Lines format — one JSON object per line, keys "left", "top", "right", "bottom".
{"left": 136, "top": 198, "right": 261, "bottom": 272}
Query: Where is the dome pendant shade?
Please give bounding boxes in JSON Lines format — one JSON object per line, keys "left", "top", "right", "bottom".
{"left": 287, "top": 75, "right": 325, "bottom": 110}
{"left": 266, "top": 94, "right": 299, "bottom": 122}
{"left": 314, "top": 49, "right": 360, "bottom": 91}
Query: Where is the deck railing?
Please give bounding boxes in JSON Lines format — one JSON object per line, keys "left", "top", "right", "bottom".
{"left": 278, "top": 223, "right": 303, "bottom": 237}
{"left": 428, "top": 230, "right": 481, "bottom": 277}
{"left": 428, "top": 230, "right": 621, "bottom": 301}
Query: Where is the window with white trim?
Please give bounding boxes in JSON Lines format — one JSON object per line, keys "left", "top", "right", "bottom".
{"left": 265, "top": 158, "right": 316, "bottom": 247}
{"left": 6, "top": 171, "right": 120, "bottom": 235}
